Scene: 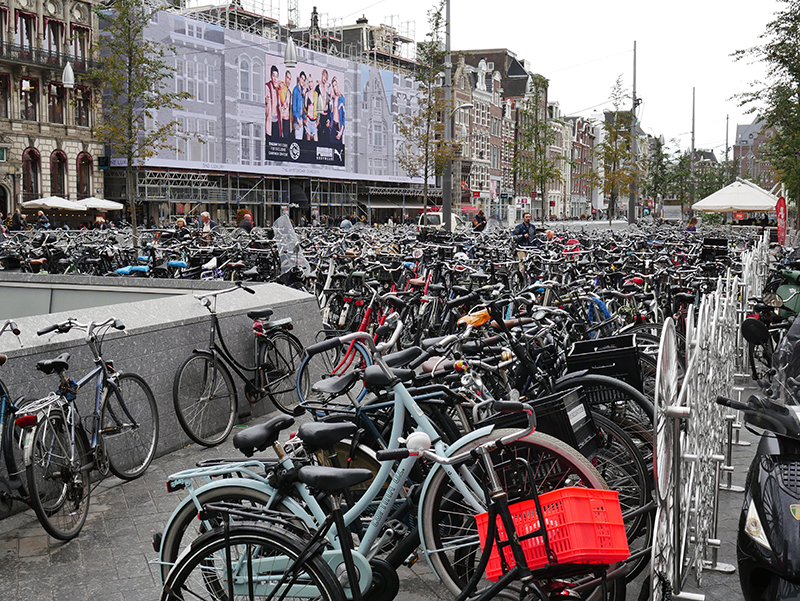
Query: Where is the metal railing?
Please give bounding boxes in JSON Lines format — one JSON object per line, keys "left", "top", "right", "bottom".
{"left": 0, "top": 43, "right": 100, "bottom": 72}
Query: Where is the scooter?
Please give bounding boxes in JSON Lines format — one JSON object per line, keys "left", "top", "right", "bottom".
{"left": 719, "top": 316, "right": 800, "bottom": 600}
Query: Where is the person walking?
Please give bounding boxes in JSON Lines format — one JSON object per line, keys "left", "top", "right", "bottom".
{"left": 512, "top": 212, "right": 537, "bottom": 268}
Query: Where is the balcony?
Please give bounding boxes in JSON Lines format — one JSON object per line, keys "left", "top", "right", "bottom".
{"left": 0, "top": 44, "right": 100, "bottom": 72}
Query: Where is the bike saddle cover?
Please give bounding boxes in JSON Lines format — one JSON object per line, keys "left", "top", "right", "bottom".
{"left": 233, "top": 414, "right": 295, "bottom": 457}
{"left": 247, "top": 308, "right": 274, "bottom": 320}
{"left": 297, "top": 465, "right": 373, "bottom": 493}
{"left": 297, "top": 421, "right": 358, "bottom": 452}
{"left": 741, "top": 317, "right": 770, "bottom": 345}
{"left": 421, "top": 357, "right": 455, "bottom": 374}
{"left": 383, "top": 346, "right": 423, "bottom": 368}
{"left": 36, "top": 352, "right": 71, "bottom": 375}
{"left": 311, "top": 371, "right": 361, "bottom": 395}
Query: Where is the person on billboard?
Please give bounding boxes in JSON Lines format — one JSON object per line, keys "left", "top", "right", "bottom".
{"left": 293, "top": 71, "right": 306, "bottom": 140}
{"left": 280, "top": 70, "right": 293, "bottom": 140}
{"left": 305, "top": 75, "right": 319, "bottom": 141}
{"left": 266, "top": 65, "right": 281, "bottom": 138}
{"left": 317, "top": 69, "right": 331, "bottom": 142}
{"left": 331, "top": 76, "right": 345, "bottom": 146}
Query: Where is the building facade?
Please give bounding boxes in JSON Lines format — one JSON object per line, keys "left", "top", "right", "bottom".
{"left": 733, "top": 118, "right": 776, "bottom": 190}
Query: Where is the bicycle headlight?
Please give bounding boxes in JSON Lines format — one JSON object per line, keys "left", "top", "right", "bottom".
{"left": 745, "top": 498, "right": 772, "bottom": 550}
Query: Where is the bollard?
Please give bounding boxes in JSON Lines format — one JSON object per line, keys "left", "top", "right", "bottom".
{"left": 704, "top": 454, "right": 737, "bottom": 573}
{"left": 719, "top": 414, "right": 745, "bottom": 493}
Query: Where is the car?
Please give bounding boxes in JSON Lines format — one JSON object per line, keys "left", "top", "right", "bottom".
{"left": 418, "top": 211, "right": 465, "bottom": 231}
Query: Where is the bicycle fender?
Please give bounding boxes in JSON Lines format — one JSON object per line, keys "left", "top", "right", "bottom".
{"left": 158, "top": 478, "right": 315, "bottom": 568}
{"left": 416, "top": 424, "right": 496, "bottom": 579}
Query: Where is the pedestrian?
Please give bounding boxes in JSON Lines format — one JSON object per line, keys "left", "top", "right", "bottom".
{"left": 340, "top": 214, "right": 353, "bottom": 230}
{"left": 686, "top": 216, "right": 698, "bottom": 232}
{"left": 36, "top": 210, "right": 49, "bottom": 229}
{"left": 472, "top": 210, "right": 487, "bottom": 232}
{"left": 200, "top": 211, "right": 217, "bottom": 232}
{"left": 512, "top": 211, "right": 537, "bottom": 267}
{"left": 238, "top": 213, "right": 253, "bottom": 232}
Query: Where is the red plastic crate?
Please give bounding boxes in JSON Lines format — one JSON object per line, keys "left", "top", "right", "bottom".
{"left": 474, "top": 488, "right": 630, "bottom": 581}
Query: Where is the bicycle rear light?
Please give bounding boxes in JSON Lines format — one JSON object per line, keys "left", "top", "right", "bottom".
{"left": 15, "top": 414, "right": 37, "bottom": 428}
{"left": 166, "top": 480, "right": 186, "bottom": 493}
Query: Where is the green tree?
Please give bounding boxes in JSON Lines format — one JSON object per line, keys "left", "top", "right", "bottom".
{"left": 92, "top": 0, "right": 190, "bottom": 240}
{"left": 396, "top": 0, "right": 455, "bottom": 215}
{"left": 589, "top": 77, "right": 640, "bottom": 225}
{"left": 511, "top": 74, "right": 562, "bottom": 224}
{"left": 643, "top": 137, "right": 669, "bottom": 212}
{"left": 734, "top": 0, "right": 800, "bottom": 226}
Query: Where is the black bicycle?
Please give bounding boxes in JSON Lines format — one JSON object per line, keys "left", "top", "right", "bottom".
{"left": 0, "top": 320, "right": 25, "bottom": 520}
{"left": 173, "top": 282, "right": 306, "bottom": 447}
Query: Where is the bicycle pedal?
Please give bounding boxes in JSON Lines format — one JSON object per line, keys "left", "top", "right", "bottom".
{"left": 403, "top": 551, "right": 419, "bottom": 568}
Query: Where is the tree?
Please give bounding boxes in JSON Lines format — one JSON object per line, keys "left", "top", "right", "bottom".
{"left": 589, "top": 77, "right": 640, "bottom": 225}
{"left": 395, "top": 0, "right": 455, "bottom": 216}
{"left": 734, "top": 0, "right": 800, "bottom": 227}
{"left": 511, "top": 74, "right": 562, "bottom": 224}
{"left": 92, "top": 0, "right": 190, "bottom": 240}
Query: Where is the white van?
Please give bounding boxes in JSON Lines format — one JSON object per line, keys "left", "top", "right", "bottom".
{"left": 418, "top": 211, "right": 465, "bottom": 231}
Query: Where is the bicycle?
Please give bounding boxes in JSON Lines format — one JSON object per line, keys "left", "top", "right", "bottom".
{"left": 16, "top": 317, "right": 159, "bottom": 540}
{"left": 0, "top": 320, "right": 26, "bottom": 520}
{"left": 172, "top": 281, "right": 306, "bottom": 446}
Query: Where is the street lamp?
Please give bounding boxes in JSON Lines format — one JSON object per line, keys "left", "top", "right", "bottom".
{"left": 443, "top": 102, "right": 473, "bottom": 231}
{"left": 284, "top": 35, "right": 298, "bottom": 68}
{"left": 62, "top": 61, "right": 74, "bottom": 89}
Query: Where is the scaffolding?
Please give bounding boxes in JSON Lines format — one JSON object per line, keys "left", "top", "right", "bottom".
{"left": 171, "top": 0, "right": 281, "bottom": 38}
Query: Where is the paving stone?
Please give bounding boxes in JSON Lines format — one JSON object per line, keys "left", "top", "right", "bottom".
{"left": 17, "top": 535, "right": 49, "bottom": 558}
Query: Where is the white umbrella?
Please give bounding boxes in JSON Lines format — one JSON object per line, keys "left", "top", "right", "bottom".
{"left": 21, "top": 196, "right": 85, "bottom": 211}
{"left": 75, "top": 197, "right": 125, "bottom": 211}
{"left": 691, "top": 178, "right": 778, "bottom": 213}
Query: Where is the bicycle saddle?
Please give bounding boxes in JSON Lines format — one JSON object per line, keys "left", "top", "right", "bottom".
{"left": 297, "top": 465, "right": 373, "bottom": 493}
{"left": 363, "top": 364, "right": 414, "bottom": 390}
{"left": 0, "top": 354, "right": 6, "bottom": 367}
{"left": 741, "top": 317, "right": 770, "bottom": 345}
{"left": 233, "top": 414, "right": 294, "bottom": 457}
{"left": 297, "top": 421, "right": 358, "bottom": 452}
{"left": 311, "top": 371, "right": 361, "bottom": 396}
{"left": 383, "top": 346, "right": 423, "bottom": 368}
{"left": 36, "top": 352, "right": 71, "bottom": 375}
{"left": 247, "top": 308, "right": 274, "bottom": 320}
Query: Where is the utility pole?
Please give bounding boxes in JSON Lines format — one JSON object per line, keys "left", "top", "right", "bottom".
{"left": 441, "top": 0, "right": 453, "bottom": 231}
{"left": 725, "top": 114, "right": 730, "bottom": 182}
{"left": 690, "top": 87, "right": 696, "bottom": 217}
{"left": 628, "top": 41, "right": 638, "bottom": 224}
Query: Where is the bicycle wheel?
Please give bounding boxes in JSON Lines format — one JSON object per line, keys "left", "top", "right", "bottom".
{"left": 419, "top": 428, "right": 608, "bottom": 595}
{"left": 261, "top": 332, "right": 305, "bottom": 415}
{"left": 101, "top": 373, "right": 159, "bottom": 480}
{"left": 0, "top": 403, "right": 26, "bottom": 519}
{"left": 173, "top": 354, "right": 237, "bottom": 447}
{"left": 158, "top": 484, "right": 294, "bottom": 583}
{"left": 296, "top": 340, "right": 371, "bottom": 407}
{"left": 748, "top": 340, "right": 773, "bottom": 381}
{"left": 161, "top": 523, "right": 345, "bottom": 601}
{"left": 26, "top": 408, "right": 90, "bottom": 541}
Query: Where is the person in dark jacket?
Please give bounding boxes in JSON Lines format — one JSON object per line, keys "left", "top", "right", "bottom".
{"left": 472, "top": 210, "right": 487, "bottom": 232}
{"left": 11, "top": 209, "right": 26, "bottom": 231}
{"left": 512, "top": 212, "right": 536, "bottom": 247}
{"left": 238, "top": 213, "right": 253, "bottom": 232}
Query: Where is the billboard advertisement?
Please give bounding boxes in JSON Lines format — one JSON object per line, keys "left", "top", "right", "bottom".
{"left": 140, "top": 11, "right": 426, "bottom": 185}
{"left": 264, "top": 60, "right": 346, "bottom": 167}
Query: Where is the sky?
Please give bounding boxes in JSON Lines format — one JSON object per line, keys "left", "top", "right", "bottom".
{"left": 284, "top": 0, "right": 783, "bottom": 159}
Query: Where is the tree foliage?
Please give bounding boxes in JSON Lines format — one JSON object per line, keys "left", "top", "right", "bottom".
{"left": 511, "top": 74, "right": 562, "bottom": 223}
{"left": 395, "top": 0, "right": 455, "bottom": 211}
{"left": 734, "top": 0, "right": 800, "bottom": 224}
{"left": 92, "top": 0, "right": 190, "bottom": 237}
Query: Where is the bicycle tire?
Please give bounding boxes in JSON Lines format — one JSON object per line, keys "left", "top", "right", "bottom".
{"left": 101, "top": 373, "right": 159, "bottom": 480}
{"left": 26, "top": 408, "right": 90, "bottom": 541}
{"left": 748, "top": 340, "right": 773, "bottom": 381}
{"left": 260, "top": 332, "right": 306, "bottom": 415}
{"left": 158, "top": 484, "right": 291, "bottom": 583}
{"left": 0, "top": 402, "right": 25, "bottom": 519}
{"left": 173, "top": 354, "right": 237, "bottom": 447}
{"left": 296, "top": 339, "right": 371, "bottom": 407}
{"left": 419, "top": 428, "right": 608, "bottom": 595}
{"left": 160, "top": 523, "right": 345, "bottom": 601}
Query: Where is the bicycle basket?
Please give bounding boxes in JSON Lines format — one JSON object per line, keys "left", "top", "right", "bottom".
{"left": 475, "top": 487, "right": 629, "bottom": 581}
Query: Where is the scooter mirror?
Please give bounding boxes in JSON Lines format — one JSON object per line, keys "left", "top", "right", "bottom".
{"left": 763, "top": 293, "right": 784, "bottom": 308}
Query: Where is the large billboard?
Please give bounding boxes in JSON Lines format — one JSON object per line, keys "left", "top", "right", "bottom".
{"left": 264, "top": 59, "right": 346, "bottom": 167}
{"left": 141, "top": 11, "right": 425, "bottom": 184}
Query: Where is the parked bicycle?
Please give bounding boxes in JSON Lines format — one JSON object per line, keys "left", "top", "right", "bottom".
{"left": 172, "top": 282, "right": 306, "bottom": 446}
{"left": 15, "top": 317, "right": 159, "bottom": 540}
{"left": 0, "top": 320, "right": 25, "bottom": 520}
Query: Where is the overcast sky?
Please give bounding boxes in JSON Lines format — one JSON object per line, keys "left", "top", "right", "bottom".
{"left": 288, "top": 0, "right": 782, "bottom": 159}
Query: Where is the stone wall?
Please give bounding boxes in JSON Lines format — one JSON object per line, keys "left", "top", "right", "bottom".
{"left": 0, "top": 282, "right": 324, "bottom": 456}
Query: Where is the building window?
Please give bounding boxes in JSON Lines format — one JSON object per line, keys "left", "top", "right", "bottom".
{"left": 45, "top": 19, "right": 64, "bottom": 60}
{"left": 75, "top": 86, "right": 90, "bottom": 126}
{"left": 15, "top": 11, "right": 36, "bottom": 53}
{"left": 240, "top": 59, "right": 250, "bottom": 101}
{"left": 0, "top": 74, "right": 8, "bottom": 119}
{"left": 22, "top": 148, "right": 40, "bottom": 201}
{"left": 71, "top": 25, "right": 90, "bottom": 67}
{"left": 241, "top": 122, "right": 252, "bottom": 164}
{"left": 77, "top": 153, "right": 92, "bottom": 199}
{"left": 20, "top": 78, "right": 37, "bottom": 121}
{"left": 251, "top": 60, "right": 262, "bottom": 103}
{"left": 369, "top": 122, "right": 384, "bottom": 147}
{"left": 48, "top": 83, "right": 64, "bottom": 124}
{"left": 51, "top": 151, "right": 67, "bottom": 197}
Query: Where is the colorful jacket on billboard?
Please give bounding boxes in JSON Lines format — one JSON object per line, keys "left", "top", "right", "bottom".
{"left": 292, "top": 84, "right": 305, "bottom": 126}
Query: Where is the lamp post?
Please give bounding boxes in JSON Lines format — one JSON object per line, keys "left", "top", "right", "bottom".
{"left": 284, "top": 34, "right": 298, "bottom": 68}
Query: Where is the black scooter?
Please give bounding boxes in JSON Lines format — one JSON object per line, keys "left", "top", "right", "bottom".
{"left": 719, "top": 318, "right": 800, "bottom": 600}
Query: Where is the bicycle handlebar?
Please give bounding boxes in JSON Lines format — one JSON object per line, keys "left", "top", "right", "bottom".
{"left": 37, "top": 317, "right": 125, "bottom": 338}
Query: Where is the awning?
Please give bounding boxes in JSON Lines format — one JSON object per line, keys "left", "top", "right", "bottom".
{"left": 692, "top": 178, "right": 778, "bottom": 213}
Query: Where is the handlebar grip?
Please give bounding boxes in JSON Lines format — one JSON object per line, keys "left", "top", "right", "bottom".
{"left": 37, "top": 323, "right": 60, "bottom": 336}
{"left": 445, "top": 291, "right": 478, "bottom": 309}
{"left": 10, "top": 322, "right": 20, "bottom": 336}
{"left": 493, "top": 401, "right": 525, "bottom": 413}
{"left": 306, "top": 337, "right": 342, "bottom": 357}
{"left": 114, "top": 319, "right": 126, "bottom": 331}
{"left": 242, "top": 285, "right": 256, "bottom": 294}
{"left": 376, "top": 448, "right": 411, "bottom": 462}
{"left": 716, "top": 396, "right": 751, "bottom": 412}
{"left": 375, "top": 323, "right": 394, "bottom": 338}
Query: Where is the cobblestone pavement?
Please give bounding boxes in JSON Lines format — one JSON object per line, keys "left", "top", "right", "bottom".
{"left": 0, "top": 404, "right": 756, "bottom": 601}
